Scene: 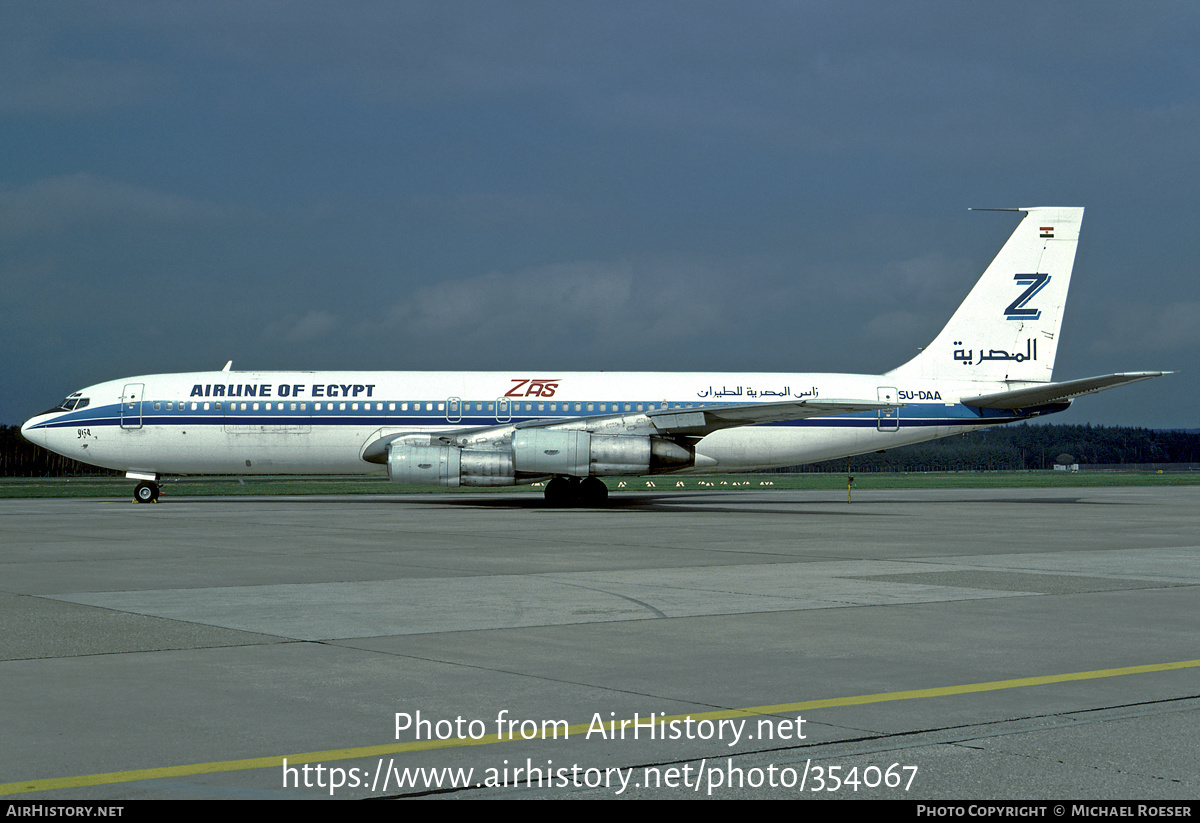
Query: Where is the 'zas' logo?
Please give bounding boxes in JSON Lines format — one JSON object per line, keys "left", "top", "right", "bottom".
{"left": 1004, "top": 273, "right": 1050, "bottom": 320}
{"left": 505, "top": 378, "right": 560, "bottom": 398}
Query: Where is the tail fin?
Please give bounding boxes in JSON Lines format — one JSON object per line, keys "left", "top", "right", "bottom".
{"left": 888, "top": 207, "right": 1084, "bottom": 384}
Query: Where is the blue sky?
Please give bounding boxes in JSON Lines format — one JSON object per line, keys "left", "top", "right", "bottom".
{"left": 3, "top": 1, "right": 1197, "bottom": 427}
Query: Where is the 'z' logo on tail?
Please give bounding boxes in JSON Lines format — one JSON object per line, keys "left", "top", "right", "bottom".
{"left": 1004, "top": 273, "right": 1050, "bottom": 320}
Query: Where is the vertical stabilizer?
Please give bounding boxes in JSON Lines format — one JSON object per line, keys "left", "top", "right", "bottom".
{"left": 887, "top": 207, "right": 1083, "bottom": 384}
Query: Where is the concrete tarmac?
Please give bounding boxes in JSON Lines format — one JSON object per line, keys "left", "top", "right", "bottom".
{"left": 1, "top": 486, "right": 1198, "bottom": 800}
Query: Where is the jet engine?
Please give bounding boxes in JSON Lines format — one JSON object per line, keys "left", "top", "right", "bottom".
{"left": 385, "top": 431, "right": 693, "bottom": 487}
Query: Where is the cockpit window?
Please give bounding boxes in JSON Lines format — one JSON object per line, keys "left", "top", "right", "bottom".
{"left": 57, "top": 393, "right": 90, "bottom": 412}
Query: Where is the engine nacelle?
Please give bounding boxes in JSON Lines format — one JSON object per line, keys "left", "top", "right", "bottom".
{"left": 387, "top": 444, "right": 460, "bottom": 486}
{"left": 512, "top": 431, "right": 692, "bottom": 476}
{"left": 387, "top": 444, "right": 515, "bottom": 487}
{"left": 387, "top": 433, "right": 693, "bottom": 487}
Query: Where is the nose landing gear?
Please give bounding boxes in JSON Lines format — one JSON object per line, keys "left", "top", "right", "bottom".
{"left": 133, "top": 480, "right": 160, "bottom": 503}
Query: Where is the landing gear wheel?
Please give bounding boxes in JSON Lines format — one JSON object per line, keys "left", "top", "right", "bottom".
{"left": 544, "top": 476, "right": 608, "bottom": 507}
{"left": 543, "top": 476, "right": 573, "bottom": 507}
{"left": 133, "top": 481, "right": 160, "bottom": 503}
{"left": 578, "top": 476, "right": 609, "bottom": 506}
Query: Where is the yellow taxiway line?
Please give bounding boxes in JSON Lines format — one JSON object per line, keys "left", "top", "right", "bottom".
{"left": 4, "top": 658, "right": 1198, "bottom": 796}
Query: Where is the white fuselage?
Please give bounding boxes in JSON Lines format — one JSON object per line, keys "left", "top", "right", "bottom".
{"left": 21, "top": 369, "right": 1035, "bottom": 479}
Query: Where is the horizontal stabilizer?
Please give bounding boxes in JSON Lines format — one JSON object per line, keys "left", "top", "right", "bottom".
{"left": 961, "top": 372, "right": 1169, "bottom": 410}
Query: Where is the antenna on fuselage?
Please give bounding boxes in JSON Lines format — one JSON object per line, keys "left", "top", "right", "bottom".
{"left": 222, "top": 361, "right": 233, "bottom": 372}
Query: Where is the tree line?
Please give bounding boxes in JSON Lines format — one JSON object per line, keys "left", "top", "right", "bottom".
{"left": 799, "top": 423, "right": 1200, "bottom": 473}
{"left": 2, "top": 422, "right": 1198, "bottom": 478}
{"left": 0, "top": 425, "right": 120, "bottom": 477}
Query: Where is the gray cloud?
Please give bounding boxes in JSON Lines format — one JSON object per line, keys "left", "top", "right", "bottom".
{"left": 0, "top": 174, "right": 228, "bottom": 238}
{"left": 2, "top": 3, "right": 1197, "bottom": 428}
{"left": 355, "top": 256, "right": 731, "bottom": 357}
{"left": 0, "top": 17, "right": 165, "bottom": 116}
{"left": 1092, "top": 301, "right": 1200, "bottom": 356}
{"left": 264, "top": 310, "right": 341, "bottom": 345}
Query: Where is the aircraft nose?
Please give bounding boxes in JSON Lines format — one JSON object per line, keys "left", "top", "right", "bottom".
{"left": 20, "top": 415, "right": 46, "bottom": 447}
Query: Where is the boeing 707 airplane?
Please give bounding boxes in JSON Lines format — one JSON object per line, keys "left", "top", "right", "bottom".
{"left": 21, "top": 207, "right": 1166, "bottom": 505}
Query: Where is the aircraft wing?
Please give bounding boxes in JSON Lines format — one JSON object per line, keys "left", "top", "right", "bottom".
{"left": 361, "top": 398, "right": 893, "bottom": 463}
{"left": 960, "top": 372, "right": 1170, "bottom": 410}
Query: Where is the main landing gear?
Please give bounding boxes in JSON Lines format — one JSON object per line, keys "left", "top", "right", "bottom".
{"left": 543, "top": 476, "right": 609, "bottom": 507}
{"left": 133, "top": 480, "right": 160, "bottom": 503}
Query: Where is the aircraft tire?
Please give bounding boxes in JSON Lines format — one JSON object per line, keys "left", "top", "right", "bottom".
{"left": 543, "top": 476, "right": 573, "bottom": 506}
{"left": 133, "top": 481, "right": 160, "bottom": 504}
{"left": 579, "top": 476, "right": 609, "bottom": 505}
